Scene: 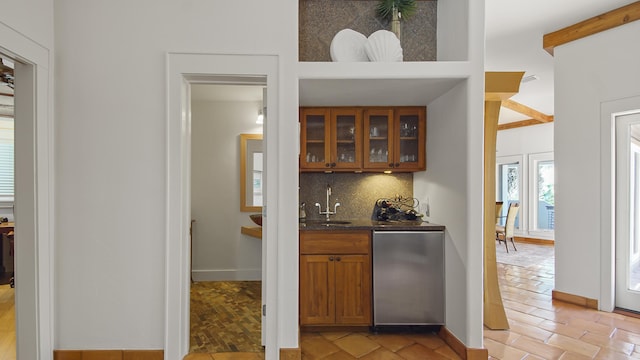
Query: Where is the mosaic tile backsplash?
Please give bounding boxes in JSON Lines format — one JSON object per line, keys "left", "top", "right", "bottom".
{"left": 299, "top": 0, "right": 437, "bottom": 62}
{"left": 299, "top": 172, "right": 413, "bottom": 221}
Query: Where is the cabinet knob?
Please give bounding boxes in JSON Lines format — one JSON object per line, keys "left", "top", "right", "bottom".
{"left": 395, "top": 163, "right": 400, "bottom": 167}
{"left": 389, "top": 163, "right": 394, "bottom": 168}
{"left": 331, "top": 162, "right": 336, "bottom": 167}
{"left": 329, "top": 256, "right": 334, "bottom": 261}
{"left": 325, "top": 163, "right": 330, "bottom": 167}
{"left": 336, "top": 257, "right": 341, "bottom": 262}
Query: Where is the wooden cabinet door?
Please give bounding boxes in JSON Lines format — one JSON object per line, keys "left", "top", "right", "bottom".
{"left": 330, "top": 108, "right": 362, "bottom": 170}
{"left": 300, "top": 108, "right": 331, "bottom": 170}
{"left": 299, "top": 255, "right": 335, "bottom": 325}
{"left": 393, "top": 107, "right": 426, "bottom": 171}
{"left": 334, "top": 254, "right": 372, "bottom": 325}
{"left": 363, "top": 108, "right": 394, "bottom": 170}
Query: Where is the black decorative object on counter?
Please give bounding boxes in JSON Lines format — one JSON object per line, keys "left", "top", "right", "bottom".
{"left": 372, "top": 195, "right": 422, "bottom": 222}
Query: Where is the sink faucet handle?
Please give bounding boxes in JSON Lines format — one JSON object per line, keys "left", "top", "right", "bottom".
{"left": 334, "top": 202, "right": 341, "bottom": 212}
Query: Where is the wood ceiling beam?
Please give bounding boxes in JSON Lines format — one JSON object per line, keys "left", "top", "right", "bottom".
{"left": 544, "top": 1, "right": 640, "bottom": 55}
{"left": 498, "top": 118, "right": 554, "bottom": 131}
{"left": 502, "top": 99, "right": 553, "bottom": 123}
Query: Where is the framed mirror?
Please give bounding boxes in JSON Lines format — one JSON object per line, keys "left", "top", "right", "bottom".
{"left": 240, "top": 133, "right": 263, "bottom": 212}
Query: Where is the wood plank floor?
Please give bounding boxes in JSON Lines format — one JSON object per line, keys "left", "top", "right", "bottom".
{"left": 0, "top": 283, "right": 15, "bottom": 360}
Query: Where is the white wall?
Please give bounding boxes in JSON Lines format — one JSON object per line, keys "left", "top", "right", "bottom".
{"left": 191, "top": 99, "right": 262, "bottom": 281}
{"left": 0, "top": 0, "right": 54, "bottom": 50}
{"left": 414, "top": 80, "right": 484, "bottom": 348}
{"left": 415, "top": 82, "right": 470, "bottom": 344}
{"left": 554, "top": 21, "right": 640, "bottom": 305}
{"left": 1, "top": 3, "right": 55, "bottom": 359}
{"left": 497, "top": 122, "right": 553, "bottom": 157}
{"left": 53, "top": 0, "right": 298, "bottom": 351}
{"left": 414, "top": 0, "right": 485, "bottom": 348}
{"left": 0, "top": 1, "right": 53, "bottom": 222}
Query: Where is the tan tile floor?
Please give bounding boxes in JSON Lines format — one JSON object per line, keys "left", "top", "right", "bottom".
{"left": 489, "top": 242, "right": 640, "bottom": 359}
{"left": 300, "top": 331, "right": 460, "bottom": 359}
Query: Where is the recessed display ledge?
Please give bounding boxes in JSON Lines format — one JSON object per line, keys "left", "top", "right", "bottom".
{"left": 299, "top": 61, "right": 472, "bottom": 107}
{"left": 299, "top": 61, "right": 472, "bottom": 79}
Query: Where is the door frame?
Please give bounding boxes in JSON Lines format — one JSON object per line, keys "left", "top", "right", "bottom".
{"left": 614, "top": 111, "right": 640, "bottom": 311}
{"left": 0, "top": 22, "right": 54, "bottom": 360}
{"left": 600, "top": 95, "right": 640, "bottom": 311}
{"left": 165, "top": 53, "right": 279, "bottom": 360}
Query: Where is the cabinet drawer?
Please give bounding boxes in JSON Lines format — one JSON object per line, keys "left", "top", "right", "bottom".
{"left": 300, "top": 230, "right": 370, "bottom": 254}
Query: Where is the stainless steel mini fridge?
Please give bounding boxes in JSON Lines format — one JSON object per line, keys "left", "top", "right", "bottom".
{"left": 372, "top": 231, "right": 445, "bottom": 326}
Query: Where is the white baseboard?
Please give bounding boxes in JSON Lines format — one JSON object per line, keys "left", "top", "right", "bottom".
{"left": 191, "top": 269, "right": 262, "bottom": 281}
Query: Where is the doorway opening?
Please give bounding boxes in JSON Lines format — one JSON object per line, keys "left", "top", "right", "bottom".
{"left": 0, "top": 53, "right": 15, "bottom": 360}
{"left": 615, "top": 111, "right": 640, "bottom": 314}
{"left": 188, "top": 83, "right": 265, "bottom": 354}
{"left": 165, "top": 53, "right": 279, "bottom": 360}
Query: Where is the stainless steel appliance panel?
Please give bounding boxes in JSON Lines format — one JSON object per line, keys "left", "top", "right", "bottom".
{"left": 373, "top": 231, "right": 444, "bottom": 325}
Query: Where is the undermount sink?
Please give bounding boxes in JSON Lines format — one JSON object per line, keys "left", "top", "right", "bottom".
{"left": 306, "top": 220, "right": 352, "bottom": 226}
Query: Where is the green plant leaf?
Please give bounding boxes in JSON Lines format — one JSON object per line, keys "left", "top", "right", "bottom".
{"left": 376, "top": 0, "right": 417, "bottom": 20}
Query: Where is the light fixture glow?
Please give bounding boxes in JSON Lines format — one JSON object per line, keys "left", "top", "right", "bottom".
{"left": 256, "top": 110, "right": 264, "bottom": 124}
{"left": 383, "top": 170, "right": 392, "bottom": 174}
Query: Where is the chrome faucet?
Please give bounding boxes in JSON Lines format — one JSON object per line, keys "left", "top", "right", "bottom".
{"left": 315, "top": 184, "right": 341, "bottom": 221}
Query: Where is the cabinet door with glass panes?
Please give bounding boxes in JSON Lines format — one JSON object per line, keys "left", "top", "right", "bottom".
{"left": 364, "top": 107, "right": 425, "bottom": 172}
{"left": 330, "top": 108, "right": 362, "bottom": 170}
{"left": 300, "top": 108, "right": 362, "bottom": 171}
{"left": 363, "top": 108, "right": 394, "bottom": 170}
{"left": 300, "top": 108, "right": 331, "bottom": 170}
{"left": 393, "top": 107, "right": 426, "bottom": 171}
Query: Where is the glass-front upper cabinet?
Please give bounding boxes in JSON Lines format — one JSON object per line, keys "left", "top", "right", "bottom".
{"left": 394, "top": 107, "right": 426, "bottom": 171}
{"left": 300, "top": 108, "right": 330, "bottom": 170}
{"left": 300, "top": 108, "right": 362, "bottom": 171}
{"left": 363, "top": 109, "right": 393, "bottom": 170}
{"left": 364, "top": 107, "right": 425, "bottom": 172}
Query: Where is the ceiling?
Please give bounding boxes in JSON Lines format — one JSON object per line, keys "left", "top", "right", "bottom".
{"left": 485, "top": 0, "right": 637, "bottom": 124}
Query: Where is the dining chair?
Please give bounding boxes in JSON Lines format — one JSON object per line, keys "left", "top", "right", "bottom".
{"left": 496, "top": 202, "right": 519, "bottom": 252}
{"left": 495, "top": 201, "right": 504, "bottom": 225}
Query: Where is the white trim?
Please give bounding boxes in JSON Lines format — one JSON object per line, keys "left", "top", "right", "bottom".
{"left": 191, "top": 269, "right": 262, "bottom": 282}
{"left": 528, "top": 152, "right": 555, "bottom": 238}
{"left": 600, "top": 96, "right": 640, "bottom": 312}
{"left": 614, "top": 110, "right": 640, "bottom": 311}
{"left": 0, "top": 21, "right": 54, "bottom": 360}
{"left": 166, "top": 53, "right": 279, "bottom": 360}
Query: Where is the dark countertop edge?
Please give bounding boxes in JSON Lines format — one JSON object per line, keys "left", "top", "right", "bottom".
{"left": 299, "top": 219, "right": 445, "bottom": 231}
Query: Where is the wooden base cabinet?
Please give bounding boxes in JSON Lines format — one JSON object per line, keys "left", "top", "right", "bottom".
{"left": 299, "top": 231, "right": 372, "bottom": 326}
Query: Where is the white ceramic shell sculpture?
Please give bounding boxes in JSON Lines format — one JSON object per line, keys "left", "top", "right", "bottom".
{"left": 364, "top": 30, "right": 403, "bottom": 62}
{"left": 330, "top": 29, "right": 369, "bottom": 62}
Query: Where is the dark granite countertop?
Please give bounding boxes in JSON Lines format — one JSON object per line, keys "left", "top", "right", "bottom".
{"left": 299, "top": 219, "right": 445, "bottom": 231}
